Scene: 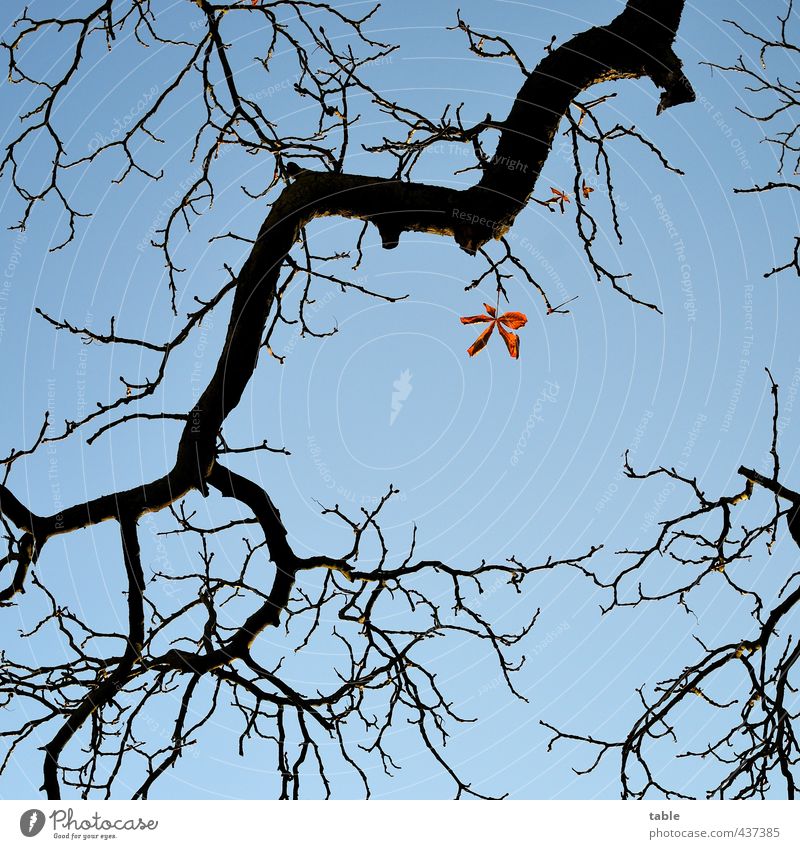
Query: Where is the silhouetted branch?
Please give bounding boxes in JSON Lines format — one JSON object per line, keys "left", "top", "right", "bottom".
{"left": 0, "top": 0, "right": 693, "bottom": 799}
{"left": 549, "top": 370, "right": 800, "bottom": 799}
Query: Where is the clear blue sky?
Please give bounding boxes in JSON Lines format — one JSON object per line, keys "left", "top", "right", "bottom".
{"left": 1, "top": 0, "right": 800, "bottom": 799}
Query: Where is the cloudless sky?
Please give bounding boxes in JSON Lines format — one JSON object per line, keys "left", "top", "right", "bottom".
{"left": 2, "top": 0, "right": 800, "bottom": 799}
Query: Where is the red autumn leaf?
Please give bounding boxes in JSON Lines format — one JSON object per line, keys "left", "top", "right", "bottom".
{"left": 548, "top": 187, "right": 571, "bottom": 214}
{"left": 582, "top": 180, "right": 594, "bottom": 199}
{"left": 496, "top": 322, "right": 519, "bottom": 358}
{"left": 467, "top": 323, "right": 495, "bottom": 357}
{"left": 460, "top": 303, "right": 528, "bottom": 359}
{"left": 498, "top": 311, "right": 527, "bottom": 329}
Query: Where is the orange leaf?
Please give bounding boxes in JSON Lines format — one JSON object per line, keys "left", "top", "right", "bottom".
{"left": 467, "top": 323, "right": 495, "bottom": 357}
{"left": 497, "top": 323, "right": 520, "bottom": 358}
{"left": 460, "top": 301, "right": 527, "bottom": 358}
{"left": 460, "top": 304, "right": 528, "bottom": 360}
{"left": 498, "top": 310, "right": 527, "bottom": 329}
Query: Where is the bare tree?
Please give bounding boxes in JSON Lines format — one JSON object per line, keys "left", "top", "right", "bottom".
{"left": 544, "top": 370, "right": 800, "bottom": 799}
{"left": 539, "top": 3, "right": 800, "bottom": 801}
{"left": 708, "top": 0, "right": 800, "bottom": 278}
{"left": 0, "top": 1, "right": 694, "bottom": 799}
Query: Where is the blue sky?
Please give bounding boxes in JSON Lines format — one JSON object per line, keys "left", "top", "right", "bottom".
{"left": 2, "top": 0, "right": 800, "bottom": 799}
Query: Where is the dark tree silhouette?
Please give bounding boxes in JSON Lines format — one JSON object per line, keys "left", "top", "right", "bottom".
{"left": 0, "top": 0, "right": 693, "bottom": 799}
{"left": 542, "top": 5, "right": 800, "bottom": 801}
{"left": 709, "top": 0, "right": 800, "bottom": 279}
{"left": 545, "top": 371, "right": 800, "bottom": 799}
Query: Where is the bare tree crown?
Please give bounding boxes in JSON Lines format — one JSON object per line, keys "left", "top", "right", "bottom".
{"left": 0, "top": 0, "right": 698, "bottom": 799}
